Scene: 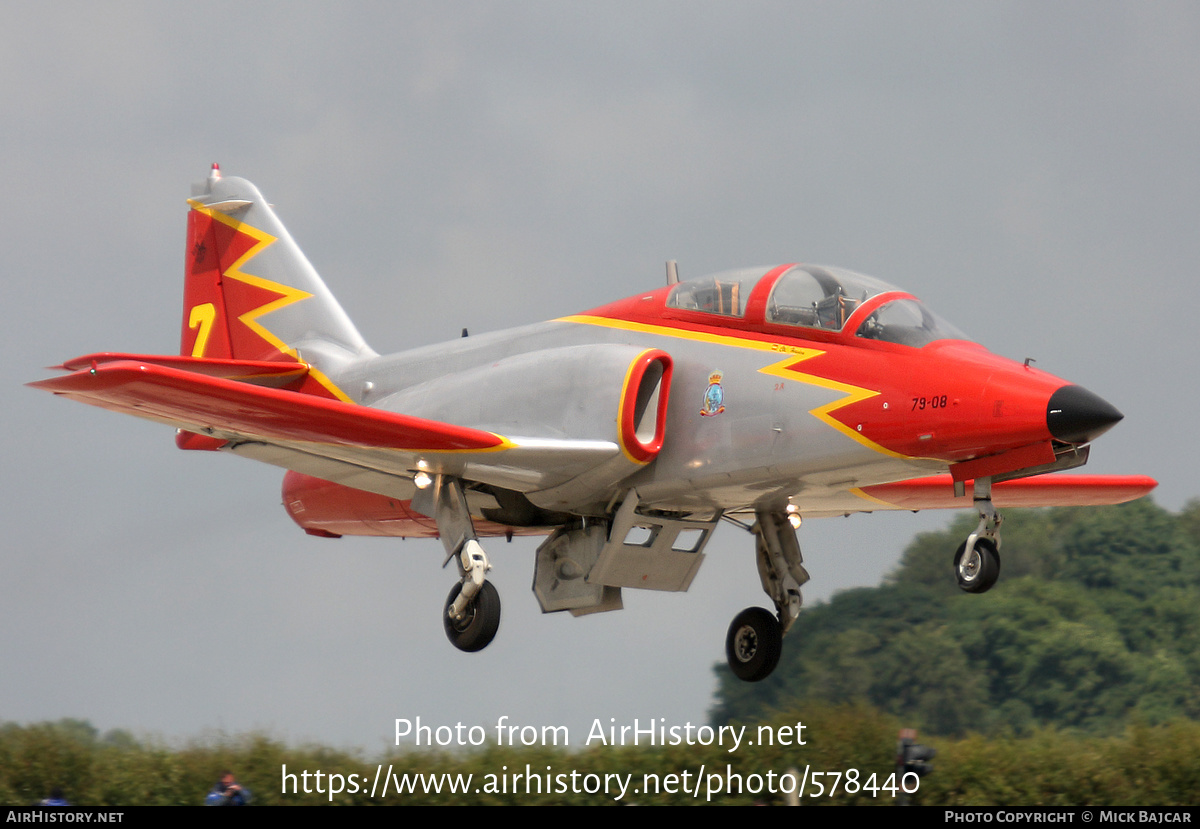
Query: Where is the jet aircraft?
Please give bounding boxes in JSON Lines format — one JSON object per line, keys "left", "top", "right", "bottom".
{"left": 32, "top": 166, "right": 1155, "bottom": 681}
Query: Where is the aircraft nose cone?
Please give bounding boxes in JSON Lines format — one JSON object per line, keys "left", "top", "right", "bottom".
{"left": 1046, "top": 385, "right": 1124, "bottom": 444}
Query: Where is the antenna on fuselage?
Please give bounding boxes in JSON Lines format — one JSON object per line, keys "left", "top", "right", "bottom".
{"left": 666, "top": 260, "right": 680, "bottom": 285}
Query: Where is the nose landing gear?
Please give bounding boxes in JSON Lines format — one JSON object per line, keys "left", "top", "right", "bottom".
{"left": 954, "top": 477, "right": 1002, "bottom": 594}
{"left": 955, "top": 536, "right": 1000, "bottom": 593}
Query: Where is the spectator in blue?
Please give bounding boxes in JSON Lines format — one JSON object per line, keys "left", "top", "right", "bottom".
{"left": 206, "top": 771, "right": 251, "bottom": 806}
{"left": 38, "top": 787, "right": 70, "bottom": 807}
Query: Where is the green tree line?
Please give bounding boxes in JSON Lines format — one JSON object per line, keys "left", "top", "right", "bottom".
{"left": 4, "top": 706, "right": 1200, "bottom": 805}
{"left": 713, "top": 498, "right": 1200, "bottom": 737}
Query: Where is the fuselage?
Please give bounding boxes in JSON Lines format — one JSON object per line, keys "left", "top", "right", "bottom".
{"left": 288, "top": 263, "right": 1119, "bottom": 534}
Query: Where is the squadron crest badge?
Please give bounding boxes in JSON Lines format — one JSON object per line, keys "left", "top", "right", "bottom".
{"left": 700, "top": 370, "right": 726, "bottom": 417}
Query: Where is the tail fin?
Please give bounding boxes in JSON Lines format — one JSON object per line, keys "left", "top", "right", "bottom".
{"left": 181, "top": 164, "right": 375, "bottom": 400}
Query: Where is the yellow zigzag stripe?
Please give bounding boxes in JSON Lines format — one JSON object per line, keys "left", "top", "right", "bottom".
{"left": 187, "top": 200, "right": 354, "bottom": 404}
{"left": 559, "top": 314, "right": 910, "bottom": 460}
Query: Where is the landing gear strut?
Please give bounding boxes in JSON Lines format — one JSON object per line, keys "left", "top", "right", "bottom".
{"left": 725, "top": 509, "right": 809, "bottom": 682}
{"left": 955, "top": 477, "right": 1002, "bottom": 593}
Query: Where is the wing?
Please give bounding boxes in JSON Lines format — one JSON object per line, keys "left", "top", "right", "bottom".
{"left": 29, "top": 357, "right": 619, "bottom": 498}
{"left": 794, "top": 473, "right": 1157, "bottom": 518}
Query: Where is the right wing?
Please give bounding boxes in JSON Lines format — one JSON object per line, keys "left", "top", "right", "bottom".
{"left": 791, "top": 473, "right": 1157, "bottom": 518}
{"left": 858, "top": 474, "right": 1158, "bottom": 510}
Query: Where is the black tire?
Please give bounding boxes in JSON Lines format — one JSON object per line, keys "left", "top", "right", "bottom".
{"left": 954, "top": 537, "right": 1001, "bottom": 593}
{"left": 443, "top": 580, "right": 501, "bottom": 652}
{"left": 725, "top": 607, "right": 783, "bottom": 682}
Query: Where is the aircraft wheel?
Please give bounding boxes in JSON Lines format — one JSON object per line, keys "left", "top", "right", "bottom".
{"left": 725, "top": 607, "right": 782, "bottom": 682}
{"left": 954, "top": 537, "right": 1000, "bottom": 593}
{"left": 444, "top": 580, "right": 501, "bottom": 652}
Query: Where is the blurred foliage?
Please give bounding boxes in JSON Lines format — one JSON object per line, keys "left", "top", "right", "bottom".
{"left": 712, "top": 499, "right": 1200, "bottom": 738}
{"left": 4, "top": 708, "right": 1200, "bottom": 805}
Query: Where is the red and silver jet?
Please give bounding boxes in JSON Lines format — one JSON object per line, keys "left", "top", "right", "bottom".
{"left": 32, "top": 166, "right": 1155, "bottom": 681}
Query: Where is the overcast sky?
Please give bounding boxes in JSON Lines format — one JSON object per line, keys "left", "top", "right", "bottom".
{"left": 3, "top": 2, "right": 1197, "bottom": 752}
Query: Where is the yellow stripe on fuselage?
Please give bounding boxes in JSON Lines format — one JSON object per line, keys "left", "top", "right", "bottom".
{"left": 558, "top": 314, "right": 910, "bottom": 460}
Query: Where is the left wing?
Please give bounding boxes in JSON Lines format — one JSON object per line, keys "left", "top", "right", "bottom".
{"left": 30, "top": 357, "right": 618, "bottom": 496}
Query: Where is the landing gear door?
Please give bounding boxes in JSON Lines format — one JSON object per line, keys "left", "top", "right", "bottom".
{"left": 588, "top": 491, "right": 718, "bottom": 592}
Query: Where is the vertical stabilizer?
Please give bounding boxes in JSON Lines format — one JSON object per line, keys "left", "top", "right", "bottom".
{"left": 181, "top": 164, "right": 375, "bottom": 400}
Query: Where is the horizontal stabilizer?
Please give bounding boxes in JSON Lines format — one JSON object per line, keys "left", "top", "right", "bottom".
{"left": 56, "top": 353, "right": 310, "bottom": 388}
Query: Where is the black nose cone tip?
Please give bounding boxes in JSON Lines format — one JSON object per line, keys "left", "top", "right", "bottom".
{"left": 1047, "top": 385, "right": 1124, "bottom": 444}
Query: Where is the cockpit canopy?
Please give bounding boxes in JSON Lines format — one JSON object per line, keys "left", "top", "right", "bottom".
{"left": 666, "top": 264, "right": 969, "bottom": 347}
{"left": 665, "top": 266, "right": 762, "bottom": 318}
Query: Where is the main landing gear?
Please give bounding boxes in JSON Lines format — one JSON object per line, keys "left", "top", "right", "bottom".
{"left": 722, "top": 480, "right": 1007, "bottom": 681}
{"left": 413, "top": 475, "right": 504, "bottom": 653}
{"left": 725, "top": 509, "right": 809, "bottom": 682}
{"left": 954, "top": 477, "right": 1002, "bottom": 594}
{"left": 444, "top": 540, "right": 501, "bottom": 652}
{"left": 726, "top": 607, "right": 782, "bottom": 682}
